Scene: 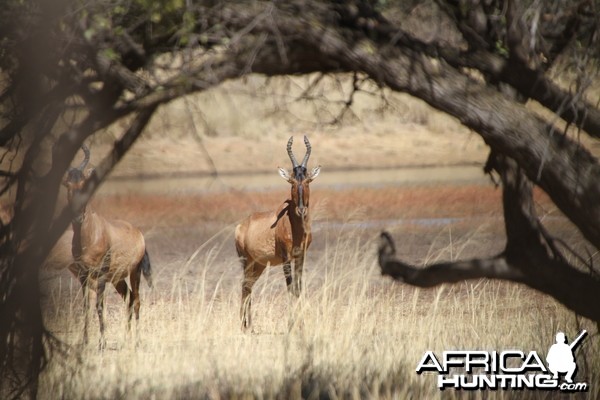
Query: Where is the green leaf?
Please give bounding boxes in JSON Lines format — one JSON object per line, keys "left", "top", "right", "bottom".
{"left": 102, "top": 47, "right": 121, "bottom": 62}
{"left": 84, "top": 28, "right": 95, "bottom": 41}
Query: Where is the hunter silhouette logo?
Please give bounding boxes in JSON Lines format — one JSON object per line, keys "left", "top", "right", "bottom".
{"left": 416, "top": 329, "right": 589, "bottom": 391}
{"left": 546, "top": 330, "right": 587, "bottom": 383}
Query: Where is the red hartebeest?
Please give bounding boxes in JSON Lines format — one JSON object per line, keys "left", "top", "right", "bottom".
{"left": 62, "top": 145, "right": 153, "bottom": 348}
{"left": 235, "top": 136, "right": 320, "bottom": 329}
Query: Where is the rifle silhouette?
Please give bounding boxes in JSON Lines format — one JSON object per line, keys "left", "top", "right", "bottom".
{"left": 569, "top": 330, "right": 587, "bottom": 350}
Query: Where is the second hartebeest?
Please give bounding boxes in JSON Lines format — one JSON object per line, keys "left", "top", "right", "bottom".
{"left": 62, "top": 144, "right": 153, "bottom": 348}
{"left": 235, "top": 136, "right": 320, "bottom": 329}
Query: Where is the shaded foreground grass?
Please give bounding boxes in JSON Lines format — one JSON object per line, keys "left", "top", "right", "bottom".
{"left": 39, "top": 227, "right": 599, "bottom": 399}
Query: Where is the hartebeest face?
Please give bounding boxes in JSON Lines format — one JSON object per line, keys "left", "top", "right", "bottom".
{"left": 278, "top": 165, "right": 321, "bottom": 218}
{"left": 63, "top": 169, "right": 85, "bottom": 202}
{"left": 62, "top": 144, "right": 91, "bottom": 205}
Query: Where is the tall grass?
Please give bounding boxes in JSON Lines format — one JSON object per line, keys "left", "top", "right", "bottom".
{"left": 39, "top": 227, "right": 599, "bottom": 399}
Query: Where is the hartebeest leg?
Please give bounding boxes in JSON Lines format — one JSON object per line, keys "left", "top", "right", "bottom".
{"left": 241, "top": 261, "right": 266, "bottom": 330}
{"left": 72, "top": 264, "right": 91, "bottom": 345}
{"left": 96, "top": 274, "right": 107, "bottom": 350}
{"left": 114, "top": 280, "right": 134, "bottom": 325}
{"left": 283, "top": 262, "right": 293, "bottom": 293}
{"left": 130, "top": 265, "right": 142, "bottom": 321}
{"left": 93, "top": 252, "right": 110, "bottom": 350}
{"left": 82, "top": 280, "right": 91, "bottom": 345}
{"left": 292, "top": 254, "right": 305, "bottom": 297}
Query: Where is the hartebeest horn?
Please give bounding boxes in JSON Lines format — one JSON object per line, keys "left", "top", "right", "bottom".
{"left": 286, "top": 136, "right": 300, "bottom": 168}
{"left": 300, "top": 135, "right": 311, "bottom": 168}
{"left": 66, "top": 144, "right": 91, "bottom": 181}
{"left": 78, "top": 144, "right": 90, "bottom": 171}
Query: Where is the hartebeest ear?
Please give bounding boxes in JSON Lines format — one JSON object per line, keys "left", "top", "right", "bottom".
{"left": 306, "top": 165, "right": 321, "bottom": 182}
{"left": 62, "top": 168, "right": 76, "bottom": 187}
{"left": 278, "top": 167, "right": 293, "bottom": 182}
{"left": 84, "top": 167, "right": 95, "bottom": 180}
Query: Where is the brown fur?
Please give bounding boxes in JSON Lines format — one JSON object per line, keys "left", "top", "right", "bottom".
{"left": 63, "top": 158, "right": 151, "bottom": 348}
{"left": 235, "top": 139, "right": 320, "bottom": 330}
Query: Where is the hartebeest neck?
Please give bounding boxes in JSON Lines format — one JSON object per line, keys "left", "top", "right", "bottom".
{"left": 286, "top": 199, "right": 311, "bottom": 243}
{"left": 71, "top": 219, "right": 83, "bottom": 260}
{"left": 70, "top": 203, "right": 89, "bottom": 260}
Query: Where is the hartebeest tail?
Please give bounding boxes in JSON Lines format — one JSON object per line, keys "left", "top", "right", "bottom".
{"left": 62, "top": 144, "right": 153, "bottom": 349}
{"left": 235, "top": 135, "right": 320, "bottom": 330}
{"left": 139, "top": 249, "right": 153, "bottom": 288}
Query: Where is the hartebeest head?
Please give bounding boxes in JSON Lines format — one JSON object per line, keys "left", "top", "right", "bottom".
{"left": 278, "top": 136, "right": 321, "bottom": 218}
{"left": 62, "top": 144, "right": 91, "bottom": 203}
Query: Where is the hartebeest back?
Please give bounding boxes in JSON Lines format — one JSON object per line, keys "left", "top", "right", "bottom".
{"left": 62, "top": 144, "right": 153, "bottom": 348}
{"left": 235, "top": 136, "right": 320, "bottom": 329}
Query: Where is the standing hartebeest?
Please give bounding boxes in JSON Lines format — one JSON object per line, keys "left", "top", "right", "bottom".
{"left": 235, "top": 136, "right": 321, "bottom": 329}
{"left": 62, "top": 144, "right": 153, "bottom": 348}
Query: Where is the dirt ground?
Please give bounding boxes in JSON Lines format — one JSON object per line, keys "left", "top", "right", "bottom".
{"left": 43, "top": 171, "right": 578, "bottom": 316}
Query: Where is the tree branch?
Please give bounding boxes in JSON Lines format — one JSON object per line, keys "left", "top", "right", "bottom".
{"left": 378, "top": 232, "right": 524, "bottom": 286}
{"left": 370, "top": 2, "right": 600, "bottom": 138}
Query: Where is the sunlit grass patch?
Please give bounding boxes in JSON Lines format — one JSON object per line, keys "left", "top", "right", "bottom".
{"left": 39, "top": 225, "right": 599, "bottom": 399}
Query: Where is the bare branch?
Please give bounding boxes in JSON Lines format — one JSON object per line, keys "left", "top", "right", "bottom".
{"left": 401, "top": 2, "right": 600, "bottom": 138}
{"left": 378, "top": 232, "right": 524, "bottom": 286}
{"left": 95, "top": 53, "right": 150, "bottom": 96}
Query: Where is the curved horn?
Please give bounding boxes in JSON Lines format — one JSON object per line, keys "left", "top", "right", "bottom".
{"left": 300, "top": 135, "right": 311, "bottom": 168}
{"left": 77, "top": 144, "right": 90, "bottom": 171}
{"left": 286, "top": 136, "right": 299, "bottom": 168}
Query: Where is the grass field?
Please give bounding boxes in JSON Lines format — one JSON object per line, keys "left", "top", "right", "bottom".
{"left": 32, "top": 74, "right": 600, "bottom": 399}
{"left": 39, "top": 182, "right": 600, "bottom": 399}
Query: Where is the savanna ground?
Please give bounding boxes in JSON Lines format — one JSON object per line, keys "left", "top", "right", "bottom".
{"left": 38, "top": 76, "right": 600, "bottom": 399}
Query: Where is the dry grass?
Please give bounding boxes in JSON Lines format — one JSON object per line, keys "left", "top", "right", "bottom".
{"left": 31, "top": 71, "right": 600, "bottom": 398}
{"left": 39, "top": 222, "right": 600, "bottom": 399}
